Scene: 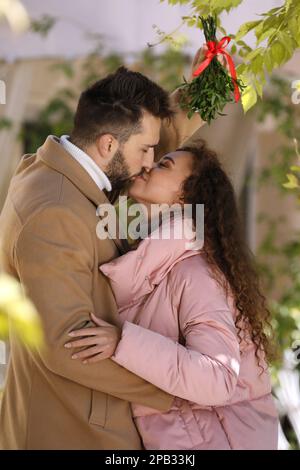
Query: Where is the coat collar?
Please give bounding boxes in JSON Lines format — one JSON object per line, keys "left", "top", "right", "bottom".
{"left": 60, "top": 135, "right": 112, "bottom": 192}
{"left": 38, "top": 135, "right": 126, "bottom": 254}
{"left": 100, "top": 215, "right": 202, "bottom": 307}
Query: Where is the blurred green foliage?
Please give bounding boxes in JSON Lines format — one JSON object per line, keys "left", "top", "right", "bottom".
{"left": 256, "top": 75, "right": 300, "bottom": 369}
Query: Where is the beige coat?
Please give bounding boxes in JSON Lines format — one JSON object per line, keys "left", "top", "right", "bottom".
{"left": 0, "top": 97, "right": 202, "bottom": 449}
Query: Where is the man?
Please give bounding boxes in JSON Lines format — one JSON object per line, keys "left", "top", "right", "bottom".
{"left": 0, "top": 58, "right": 203, "bottom": 449}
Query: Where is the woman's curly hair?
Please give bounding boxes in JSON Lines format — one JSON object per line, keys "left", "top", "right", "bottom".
{"left": 179, "top": 140, "right": 276, "bottom": 366}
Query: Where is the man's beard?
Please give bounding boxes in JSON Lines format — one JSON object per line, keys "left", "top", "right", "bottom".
{"left": 105, "top": 148, "right": 131, "bottom": 192}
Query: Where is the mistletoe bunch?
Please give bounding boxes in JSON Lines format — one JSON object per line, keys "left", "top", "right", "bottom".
{"left": 179, "top": 16, "right": 245, "bottom": 124}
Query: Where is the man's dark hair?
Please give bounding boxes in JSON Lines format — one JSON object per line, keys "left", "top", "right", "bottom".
{"left": 70, "top": 66, "right": 174, "bottom": 148}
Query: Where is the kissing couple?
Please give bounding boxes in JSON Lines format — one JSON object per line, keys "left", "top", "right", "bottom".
{"left": 0, "top": 47, "right": 278, "bottom": 450}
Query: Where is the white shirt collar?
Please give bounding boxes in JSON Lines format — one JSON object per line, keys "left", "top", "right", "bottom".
{"left": 60, "top": 135, "right": 112, "bottom": 192}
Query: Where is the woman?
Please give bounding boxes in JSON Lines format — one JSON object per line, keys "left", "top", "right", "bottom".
{"left": 65, "top": 139, "right": 279, "bottom": 450}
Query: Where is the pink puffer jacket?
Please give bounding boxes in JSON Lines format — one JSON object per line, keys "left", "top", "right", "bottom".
{"left": 100, "top": 217, "right": 278, "bottom": 450}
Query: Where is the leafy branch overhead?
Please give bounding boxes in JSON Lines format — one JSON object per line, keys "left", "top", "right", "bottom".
{"left": 161, "top": 0, "right": 300, "bottom": 113}
{"left": 179, "top": 16, "right": 245, "bottom": 123}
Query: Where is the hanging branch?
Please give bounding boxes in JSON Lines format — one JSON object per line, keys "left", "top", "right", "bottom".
{"left": 178, "top": 15, "right": 245, "bottom": 123}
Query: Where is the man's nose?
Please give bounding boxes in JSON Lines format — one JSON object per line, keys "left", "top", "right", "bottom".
{"left": 143, "top": 148, "right": 154, "bottom": 170}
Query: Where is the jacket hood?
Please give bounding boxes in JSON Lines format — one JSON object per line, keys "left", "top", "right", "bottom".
{"left": 99, "top": 215, "right": 202, "bottom": 308}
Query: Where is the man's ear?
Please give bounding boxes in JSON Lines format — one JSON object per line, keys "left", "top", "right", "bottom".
{"left": 96, "top": 134, "right": 119, "bottom": 161}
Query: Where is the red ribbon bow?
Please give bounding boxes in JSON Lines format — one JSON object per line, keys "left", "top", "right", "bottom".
{"left": 193, "top": 36, "right": 240, "bottom": 103}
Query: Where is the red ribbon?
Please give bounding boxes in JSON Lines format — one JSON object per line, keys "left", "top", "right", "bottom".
{"left": 193, "top": 36, "right": 240, "bottom": 102}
